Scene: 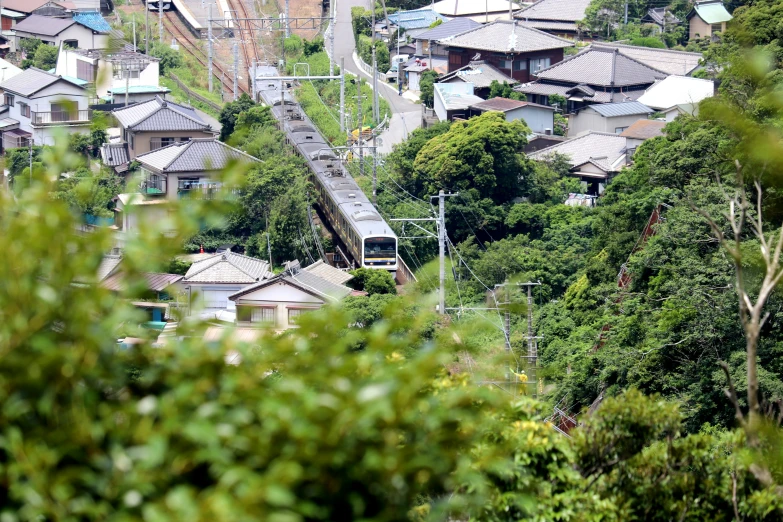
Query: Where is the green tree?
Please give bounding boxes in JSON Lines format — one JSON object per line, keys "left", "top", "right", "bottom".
{"left": 349, "top": 267, "right": 397, "bottom": 295}
{"left": 218, "top": 93, "right": 256, "bottom": 141}
{"left": 581, "top": 0, "right": 648, "bottom": 37}
{"left": 32, "top": 44, "right": 58, "bottom": 71}
{"left": 413, "top": 111, "right": 532, "bottom": 203}
{"left": 418, "top": 70, "right": 439, "bottom": 108}
{"left": 150, "top": 42, "right": 183, "bottom": 74}
{"left": 267, "top": 177, "right": 313, "bottom": 261}
{"left": 488, "top": 80, "right": 525, "bottom": 101}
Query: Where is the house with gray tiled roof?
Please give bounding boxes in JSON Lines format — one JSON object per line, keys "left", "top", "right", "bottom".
{"left": 106, "top": 96, "right": 217, "bottom": 167}
{"left": 182, "top": 251, "right": 272, "bottom": 311}
{"left": 567, "top": 100, "right": 653, "bottom": 137}
{"left": 514, "top": 0, "right": 592, "bottom": 37}
{"left": 411, "top": 18, "right": 481, "bottom": 74}
{"left": 439, "top": 19, "right": 574, "bottom": 83}
{"left": 230, "top": 261, "right": 356, "bottom": 330}
{"left": 438, "top": 60, "right": 518, "bottom": 98}
{"left": 134, "top": 138, "right": 258, "bottom": 199}
{"left": 590, "top": 42, "right": 703, "bottom": 76}
{"left": 515, "top": 46, "right": 667, "bottom": 111}
{"left": 528, "top": 131, "right": 628, "bottom": 194}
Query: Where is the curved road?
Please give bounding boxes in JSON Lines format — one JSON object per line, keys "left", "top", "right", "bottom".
{"left": 333, "top": 0, "right": 421, "bottom": 152}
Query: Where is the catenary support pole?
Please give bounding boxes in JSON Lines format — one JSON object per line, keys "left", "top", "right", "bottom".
{"left": 372, "top": 133, "right": 377, "bottom": 207}
{"left": 438, "top": 190, "right": 445, "bottom": 315}
{"left": 285, "top": 0, "right": 290, "bottom": 37}
{"left": 340, "top": 57, "right": 345, "bottom": 132}
{"left": 145, "top": 0, "right": 150, "bottom": 54}
{"left": 357, "top": 77, "right": 364, "bottom": 178}
{"left": 233, "top": 38, "right": 239, "bottom": 100}
{"left": 329, "top": 0, "right": 335, "bottom": 76}
{"left": 208, "top": 3, "right": 213, "bottom": 93}
{"left": 158, "top": 0, "right": 163, "bottom": 42}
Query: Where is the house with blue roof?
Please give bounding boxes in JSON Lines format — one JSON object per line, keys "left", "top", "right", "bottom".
{"left": 387, "top": 8, "right": 448, "bottom": 39}
{"left": 14, "top": 12, "right": 110, "bottom": 50}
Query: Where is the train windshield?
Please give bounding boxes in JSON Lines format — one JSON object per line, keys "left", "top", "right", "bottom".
{"left": 364, "top": 237, "right": 396, "bottom": 258}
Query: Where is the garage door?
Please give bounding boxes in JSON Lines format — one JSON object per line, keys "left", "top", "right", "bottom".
{"left": 200, "top": 287, "right": 242, "bottom": 310}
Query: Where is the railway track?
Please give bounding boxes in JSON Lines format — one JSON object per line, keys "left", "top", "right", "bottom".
{"left": 225, "top": 0, "right": 262, "bottom": 92}
{"left": 162, "top": 11, "right": 249, "bottom": 96}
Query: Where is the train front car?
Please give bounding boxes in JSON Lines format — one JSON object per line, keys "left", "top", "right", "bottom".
{"left": 363, "top": 236, "right": 398, "bottom": 269}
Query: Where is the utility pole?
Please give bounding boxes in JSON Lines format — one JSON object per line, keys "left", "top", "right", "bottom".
{"left": 158, "top": 0, "right": 163, "bottom": 42}
{"left": 28, "top": 137, "right": 33, "bottom": 181}
{"left": 494, "top": 282, "right": 512, "bottom": 352}
{"left": 624, "top": 0, "right": 628, "bottom": 25}
{"left": 208, "top": 2, "right": 213, "bottom": 93}
{"left": 329, "top": 0, "right": 335, "bottom": 77}
{"left": 145, "top": 0, "right": 149, "bottom": 54}
{"left": 372, "top": 132, "right": 377, "bottom": 207}
{"left": 133, "top": 15, "right": 137, "bottom": 51}
{"left": 233, "top": 38, "right": 239, "bottom": 100}
{"left": 340, "top": 57, "right": 345, "bottom": 132}
{"left": 518, "top": 281, "right": 542, "bottom": 397}
{"left": 433, "top": 190, "right": 459, "bottom": 315}
{"left": 285, "top": 0, "right": 290, "bottom": 37}
{"left": 357, "top": 77, "right": 363, "bottom": 178}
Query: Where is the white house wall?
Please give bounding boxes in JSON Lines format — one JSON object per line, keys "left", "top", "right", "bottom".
{"left": 513, "top": 106, "right": 553, "bottom": 134}
{"left": 568, "top": 110, "right": 647, "bottom": 137}
{"left": 5, "top": 81, "right": 90, "bottom": 145}
{"left": 17, "top": 25, "right": 108, "bottom": 50}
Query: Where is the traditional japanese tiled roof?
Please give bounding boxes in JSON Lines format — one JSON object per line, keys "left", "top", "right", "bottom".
{"left": 438, "top": 19, "right": 573, "bottom": 53}
{"left": 529, "top": 131, "right": 628, "bottom": 173}
{"left": 113, "top": 96, "right": 210, "bottom": 132}
{"left": 303, "top": 260, "right": 354, "bottom": 286}
{"left": 101, "top": 272, "right": 183, "bottom": 292}
{"left": 533, "top": 47, "right": 667, "bottom": 87}
{"left": 100, "top": 143, "right": 129, "bottom": 166}
{"left": 440, "top": 60, "right": 517, "bottom": 89}
{"left": 135, "top": 138, "right": 259, "bottom": 173}
{"left": 642, "top": 7, "right": 681, "bottom": 26}
{"left": 183, "top": 252, "right": 271, "bottom": 284}
{"left": 591, "top": 42, "right": 702, "bottom": 76}
{"left": 229, "top": 263, "right": 353, "bottom": 302}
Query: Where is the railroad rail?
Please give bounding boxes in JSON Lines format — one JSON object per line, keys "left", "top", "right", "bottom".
{"left": 163, "top": 11, "right": 248, "bottom": 95}
{"left": 224, "top": 0, "right": 262, "bottom": 92}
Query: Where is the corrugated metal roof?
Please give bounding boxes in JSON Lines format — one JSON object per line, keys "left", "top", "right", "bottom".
{"left": 0, "top": 117, "right": 19, "bottom": 129}
{"left": 689, "top": 1, "right": 732, "bottom": 24}
{"left": 14, "top": 14, "right": 75, "bottom": 36}
{"left": 108, "top": 85, "right": 170, "bottom": 94}
{"left": 136, "top": 138, "right": 259, "bottom": 173}
{"left": 586, "top": 101, "right": 652, "bottom": 117}
{"left": 534, "top": 47, "right": 667, "bottom": 87}
{"left": 591, "top": 42, "right": 702, "bottom": 76}
{"left": 413, "top": 18, "right": 481, "bottom": 41}
{"left": 0, "top": 67, "right": 68, "bottom": 97}
{"left": 439, "top": 19, "right": 573, "bottom": 53}
{"left": 184, "top": 252, "right": 271, "bottom": 284}
{"left": 73, "top": 12, "right": 112, "bottom": 33}
{"left": 388, "top": 8, "right": 447, "bottom": 30}
{"left": 430, "top": 0, "right": 519, "bottom": 16}
{"left": 529, "top": 131, "right": 627, "bottom": 173}
{"left": 100, "top": 143, "right": 129, "bottom": 166}
{"left": 515, "top": 0, "right": 591, "bottom": 23}
{"left": 113, "top": 96, "right": 208, "bottom": 131}
{"left": 619, "top": 119, "right": 666, "bottom": 140}
{"left": 440, "top": 60, "right": 517, "bottom": 88}
{"left": 303, "top": 260, "right": 354, "bottom": 286}
{"left": 101, "top": 272, "right": 183, "bottom": 292}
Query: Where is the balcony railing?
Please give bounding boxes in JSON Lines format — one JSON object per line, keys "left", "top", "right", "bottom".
{"left": 140, "top": 176, "right": 167, "bottom": 196}
{"left": 31, "top": 109, "right": 92, "bottom": 125}
{"left": 178, "top": 182, "right": 238, "bottom": 200}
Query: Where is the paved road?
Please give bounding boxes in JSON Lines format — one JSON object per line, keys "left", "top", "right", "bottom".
{"left": 333, "top": 0, "right": 421, "bottom": 152}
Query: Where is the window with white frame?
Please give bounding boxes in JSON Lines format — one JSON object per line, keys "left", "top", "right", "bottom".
{"left": 251, "top": 307, "right": 276, "bottom": 325}
{"left": 288, "top": 308, "right": 304, "bottom": 325}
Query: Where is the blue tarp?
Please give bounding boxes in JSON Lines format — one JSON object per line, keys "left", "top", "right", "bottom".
{"left": 73, "top": 12, "right": 112, "bottom": 33}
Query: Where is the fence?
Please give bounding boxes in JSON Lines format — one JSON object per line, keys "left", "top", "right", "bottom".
{"left": 168, "top": 73, "right": 223, "bottom": 113}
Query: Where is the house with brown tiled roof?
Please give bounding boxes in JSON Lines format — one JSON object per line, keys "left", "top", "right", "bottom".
{"left": 620, "top": 119, "right": 666, "bottom": 149}
{"left": 515, "top": 46, "right": 667, "bottom": 112}
{"left": 438, "top": 19, "right": 574, "bottom": 83}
